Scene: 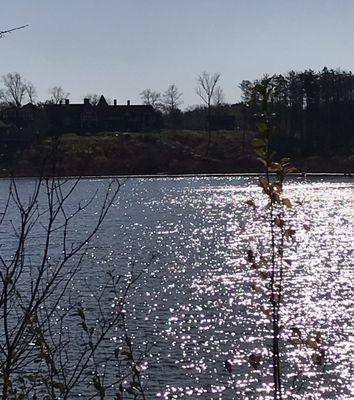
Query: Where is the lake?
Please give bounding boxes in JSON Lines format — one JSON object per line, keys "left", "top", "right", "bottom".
{"left": 0, "top": 176, "right": 353, "bottom": 399}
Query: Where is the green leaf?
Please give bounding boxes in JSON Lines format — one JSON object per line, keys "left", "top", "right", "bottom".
{"left": 306, "top": 339, "right": 317, "bottom": 349}
{"left": 254, "top": 147, "right": 266, "bottom": 158}
{"left": 251, "top": 262, "right": 260, "bottom": 270}
{"left": 256, "top": 122, "right": 267, "bottom": 133}
{"left": 271, "top": 192, "right": 281, "bottom": 203}
{"left": 285, "top": 166, "right": 297, "bottom": 174}
{"left": 315, "top": 331, "right": 321, "bottom": 343}
{"left": 93, "top": 374, "right": 105, "bottom": 399}
{"left": 269, "top": 162, "right": 282, "bottom": 172}
{"left": 252, "top": 138, "right": 266, "bottom": 148}
{"left": 259, "top": 270, "right": 269, "bottom": 280}
{"left": 272, "top": 180, "right": 282, "bottom": 192}
{"left": 249, "top": 353, "right": 262, "bottom": 369}
{"left": 245, "top": 199, "right": 257, "bottom": 208}
{"left": 258, "top": 177, "right": 269, "bottom": 193}
{"left": 284, "top": 229, "right": 295, "bottom": 239}
{"left": 259, "top": 256, "right": 267, "bottom": 264}
{"left": 76, "top": 306, "right": 85, "bottom": 321}
{"left": 250, "top": 282, "right": 261, "bottom": 292}
{"left": 282, "top": 198, "right": 292, "bottom": 208}
{"left": 256, "top": 157, "right": 267, "bottom": 167}
{"left": 273, "top": 217, "right": 284, "bottom": 228}
{"left": 260, "top": 306, "right": 270, "bottom": 316}
{"left": 247, "top": 249, "right": 254, "bottom": 263}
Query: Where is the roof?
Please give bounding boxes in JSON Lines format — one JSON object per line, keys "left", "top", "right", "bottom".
{"left": 22, "top": 102, "right": 37, "bottom": 109}
{"left": 97, "top": 95, "right": 108, "bottom": 107}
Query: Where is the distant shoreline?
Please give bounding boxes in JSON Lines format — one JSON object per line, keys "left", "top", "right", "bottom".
{"left": 0, "top": 172, "right": 352, "bottom": 181}
{"left": 1, "top": 131, "right": 353, "bottom": 179}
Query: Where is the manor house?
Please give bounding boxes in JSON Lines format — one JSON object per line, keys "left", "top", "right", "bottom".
{"left": 0, "top": 95, "right": 160, "bottom": 138}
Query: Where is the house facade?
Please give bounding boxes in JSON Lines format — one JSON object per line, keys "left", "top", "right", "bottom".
{"left": 0, "top": 95, "right": 161, "bottom": 137}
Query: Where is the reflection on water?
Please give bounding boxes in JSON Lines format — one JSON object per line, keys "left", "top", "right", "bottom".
{"left": 110, "top": 176, "right": 353, "bottom": 399}
{"left": 1, "top": 176, "right": 353, "bottom": 399}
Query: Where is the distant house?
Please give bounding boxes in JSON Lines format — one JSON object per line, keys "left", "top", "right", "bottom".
{"left": 0, "top": 103, "right": 46, "bottom": 140}
{"left": 0, "top": 95, "right": 161, "bottom": 137}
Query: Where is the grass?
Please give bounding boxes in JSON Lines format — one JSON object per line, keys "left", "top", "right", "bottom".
{"left": 1, "top": 129, "right": 353, "bottom": 177}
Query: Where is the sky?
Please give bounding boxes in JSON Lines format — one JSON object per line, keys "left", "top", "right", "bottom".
{"left": 1, "top": 0, "right": 354, "bottom": 108}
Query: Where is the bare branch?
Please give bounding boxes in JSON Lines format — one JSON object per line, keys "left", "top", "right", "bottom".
{"left": 48, "top": 86, "right": 70, "bottom": 104}
{"left": 140, "top": 89, "right": 162, "bottom": 109}
{"left": 162, "top": 84, "right": 183, "bottom": 113}
{"left": 195, "top": 71, "right": 221, "bottom": 155}
{"left": 195, "top": 71, "right": 221, "bottom": 107}
{"left": 0, "top": 25, "right": 28, "bottom": 38}
{"left": 0, "top": 172, "right": 152, "bottom": 398}
{"left": 213, "top": 85, "right": 225, "bottom": 106}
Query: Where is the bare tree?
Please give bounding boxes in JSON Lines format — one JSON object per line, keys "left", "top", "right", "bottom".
{"left": 196, "top": 71, "right": 221, "bottom": 154}
{"left": 213, "top": 85, "right": 225, "bottom": 107}
{"left": 1, "top": 72, "right": 27, "bottom": 107}
{"left": 162, "top": 84, "right": 183, "bottom": 113}
{"left": 25, "top": 81, "right": 37, "bottom": 104}
{"left": 196, "top": 71, "right": 221, "bottom": 107}
{"left": 0, "top": 172, "right": 149, "bottom": 399}
{"left": 83, "top": 93, "right": 100, "bottom": 105}
{"left": 48, "top": 86, "right": 70, "bottom": 104}
{"left": 0, "top": 73, "right": 37, "bottom": 107}
{"left": 140, "top": 89, "right": 162, "bottom": 109}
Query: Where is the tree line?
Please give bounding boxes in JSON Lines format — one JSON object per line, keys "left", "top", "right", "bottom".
{"left": 1, "top": 68, "right": 354, "bottom": 158}
{"left": 240, "top": 68, "right": 354, "bottom": 156}
{"left": 0, "top": 73, "right": 71, "bottom": 107}
{"left": 0, "top": 71, "right": 223, "bottom": 111}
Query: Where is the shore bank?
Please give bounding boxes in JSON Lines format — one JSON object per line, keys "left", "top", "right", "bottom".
{"left": 1, "top": 130, "right": 353, "bottom": 177}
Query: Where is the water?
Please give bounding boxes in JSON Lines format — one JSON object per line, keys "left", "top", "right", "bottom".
{"left": 0, "top": 176, "right": 353, "bottom": 399}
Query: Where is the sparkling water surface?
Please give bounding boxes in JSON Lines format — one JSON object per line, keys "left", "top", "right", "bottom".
{"left": 0, "top": 176, "right": 353, "bottom": 399}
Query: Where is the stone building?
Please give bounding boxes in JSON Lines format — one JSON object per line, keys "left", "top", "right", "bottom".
{"left": 0, "top": 95, "right": 161, "bottom": 137}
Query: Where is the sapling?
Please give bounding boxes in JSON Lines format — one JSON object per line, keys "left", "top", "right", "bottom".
{"left": 226, "top": 77, "right": 324, "bottom": 399}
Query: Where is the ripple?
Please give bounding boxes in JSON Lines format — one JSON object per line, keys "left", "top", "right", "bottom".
{"left": 1, "top": 176, "right": 352, "bottom": 399}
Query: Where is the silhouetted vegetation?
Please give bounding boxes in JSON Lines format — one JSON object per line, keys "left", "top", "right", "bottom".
{"left": 243, "top": 78, "right": 321, "bottom": 399}
{"left": 0, "top": 67, "right": 354, "bottom": 176}
{"left": 240, "top": 68, "right": 354, "bottom": 159}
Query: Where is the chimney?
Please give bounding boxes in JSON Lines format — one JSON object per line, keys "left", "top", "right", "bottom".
{"left": 127, "top": 100, "right": 130, "bottom": 106}
{"left": 84, "top": 98, "right": 90, "bottom": 105}
{"left": 65, "top": 99, "right": 69, "bottom": 105}
{"left": 113, "top": 99, "right": 117, "bottom": 106}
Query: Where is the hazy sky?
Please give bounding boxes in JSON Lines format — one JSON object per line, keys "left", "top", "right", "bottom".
{"left": 1, "top": 0, "right": 354, "bottom": 107}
